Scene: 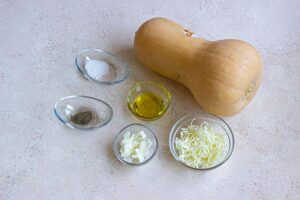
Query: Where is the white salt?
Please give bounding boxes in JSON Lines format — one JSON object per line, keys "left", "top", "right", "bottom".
{"left": 85, "top": 59, "right": 115, "bottom": 81}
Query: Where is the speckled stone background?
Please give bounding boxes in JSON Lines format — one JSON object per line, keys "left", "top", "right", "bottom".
{"left": 1, "top": 0, "right": 300, "bottom": 199}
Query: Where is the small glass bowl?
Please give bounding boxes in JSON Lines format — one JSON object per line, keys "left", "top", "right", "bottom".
{"left": 75, "top": 49, "right": 130, "bottom": 85}
{"left": 127, "top": 82, "right": 171, "bottom": 121}
{"left": 112, "top": 123, "right": 158, "bottom": 166}
{"left": 169, "top": 113, "right": 234, "bottom": 170}
{"left": 54, "top": 95, "right": 113, "bottom": 130}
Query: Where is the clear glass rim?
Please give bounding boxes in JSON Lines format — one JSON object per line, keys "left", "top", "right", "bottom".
{"left": 127, "top": 81, "right": 172, "bottom": 121}
{"left": 112, "top": 123, "right": 159, "bottom": 166}
{"left": 54, "top": 95, "right": 113, "bottom": 130}
{"left": 75, "top": 48, "right": 130, "bottom": 85}
{"left": 169, "top": 112, "right": 235, "bottom": 170}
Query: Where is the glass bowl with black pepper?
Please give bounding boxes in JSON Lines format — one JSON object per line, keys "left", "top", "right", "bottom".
{"left": 54, "top": 95, "right": 113, "bottom": 130}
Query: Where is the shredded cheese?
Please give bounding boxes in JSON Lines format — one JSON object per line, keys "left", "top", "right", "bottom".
{"left": 175, "top": 120, "right": 227, "bottom": 168}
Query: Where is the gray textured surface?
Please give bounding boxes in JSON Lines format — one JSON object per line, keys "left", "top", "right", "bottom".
{"left": 1, "top": 0, "right": 300, "bottom": 199}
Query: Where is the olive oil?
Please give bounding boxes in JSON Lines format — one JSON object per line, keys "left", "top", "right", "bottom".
{"left": 130, "top": 92, "right": 165, "bottom": 119}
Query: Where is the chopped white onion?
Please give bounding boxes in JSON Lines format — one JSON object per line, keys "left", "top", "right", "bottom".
{"left": 120, "top": 131, "right": 152, "bottom": 163}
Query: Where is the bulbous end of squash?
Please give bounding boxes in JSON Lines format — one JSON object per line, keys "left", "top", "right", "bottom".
{"left": 188, "top": 39, "right": 263, "bottom": 116}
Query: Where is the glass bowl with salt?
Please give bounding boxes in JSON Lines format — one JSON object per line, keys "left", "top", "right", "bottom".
{"left": 75, "top": 49, "right": 130, "bottom": 85}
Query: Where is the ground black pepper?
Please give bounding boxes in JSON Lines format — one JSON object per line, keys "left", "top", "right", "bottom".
{"left": 71, "top": 111, "right": 93, "bottom": 126}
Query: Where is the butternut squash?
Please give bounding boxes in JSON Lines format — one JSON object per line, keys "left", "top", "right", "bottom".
{"left": 134, "top": 18, "right": 263, "bottom": 116}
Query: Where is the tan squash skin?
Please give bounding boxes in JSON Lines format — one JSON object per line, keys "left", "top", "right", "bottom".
{"left": 134, "top": 18, "right": 263, "bottom": 116}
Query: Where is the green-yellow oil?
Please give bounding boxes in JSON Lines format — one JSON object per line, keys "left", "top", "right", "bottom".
{"left": 130, "top": 92, "right": 165, "bottom": 120}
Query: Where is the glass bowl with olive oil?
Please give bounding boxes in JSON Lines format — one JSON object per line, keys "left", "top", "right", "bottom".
{"left": 127, "top": 82, "right": 171, "bottom": 121}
